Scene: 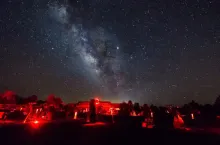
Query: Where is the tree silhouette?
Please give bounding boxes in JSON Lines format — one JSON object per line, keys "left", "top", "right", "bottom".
{"left": 46, "top": 94, "right": 63, "bottom": 108}
{"left": 55, "top": 97, "right": 62, "bottom": 104}
{"left": 27, "top": 95, "right": 38, "bottom": 103}
{"left": 214, "top": 95, "right": 220, "bottom": 114}
{"left": 133, "top": 102, "right": 141, "bottom": 115}
{"left": 214, "top": 95, "right": 220, "bottom": 106}
{"left": 189, "top": 100, "right": 199, "bottom": 111}
{"left": 143, "top": 104, "right": 150, "bottom": 117}
{"left": 55, "top": 97, "right": 63, "bottom": 108}
{"left": 128, "top": 100, "right": 133, "bottom": 113}
{"left": 37, "top": 100, "right": 46, "bottom": 105}
{"left": 47, "top": 94, "right": 56, "bottom": 105}
{"left": 119, "top": 102, "right": 130, "bottom": 116}
{"left": 15, "top": 95, "right": 25, "bottom": 104}
{"left": 2, "top": 90, "right": 16, "bottom": 104}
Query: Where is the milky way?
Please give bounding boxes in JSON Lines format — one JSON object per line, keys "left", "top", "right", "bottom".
{"left": 1, "top": 0, "right": 220, "bottom": 105}
{"left": 46, "top": 1, "right": 131, "bottom": 101}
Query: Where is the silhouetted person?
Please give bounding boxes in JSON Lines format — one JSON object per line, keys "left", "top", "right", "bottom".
{"left": 143, "top": 104, "right": 150, "bottom": 118}
{"left": 89, "top": 99, "right": 96, "bottom": 123}
{"left": 154, "top": 107, "right": 173, "bottom": 129}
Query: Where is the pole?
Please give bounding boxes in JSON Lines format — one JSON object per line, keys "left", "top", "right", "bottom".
{"left": 23, "top": 104, "right": 32, "bottom": 123}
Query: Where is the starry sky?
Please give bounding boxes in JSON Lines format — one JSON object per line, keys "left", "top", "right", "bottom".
{"left": 0, "top": 0, "right": 220, "bottom": 105}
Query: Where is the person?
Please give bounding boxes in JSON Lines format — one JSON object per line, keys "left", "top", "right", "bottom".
{"left": 89, "top": 99, "right": 96, "bottom": 123}
{"left": 173, "top": 110, "right": 184, "bottom": 129}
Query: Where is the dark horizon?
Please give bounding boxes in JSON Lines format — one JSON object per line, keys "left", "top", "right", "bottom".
{"left": 1, "top": 89, "right": 220, "bottom": 106}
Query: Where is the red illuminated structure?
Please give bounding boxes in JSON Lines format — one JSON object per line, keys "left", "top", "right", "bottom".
{"left": 75, "top": 98, "right": 120, "bottom": 114}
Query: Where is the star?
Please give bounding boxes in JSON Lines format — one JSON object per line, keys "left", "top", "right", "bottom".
{"left": 0, "top": 0, "right": 219, "bottom": 105}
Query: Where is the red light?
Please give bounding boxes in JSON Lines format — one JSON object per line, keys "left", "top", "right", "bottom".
{"left": 95, "top": 98, "right": 99, "bottom": 105}
{"left": 150, "top": 112, "right": 153, "bottom": 118}
{"left": 142, "top": 122, "right": 147, "bottom": 128}
{"left": 95, "top": 98, "right": 99, "bottom": 101}
{"left": 34, "top": 120, "right": 39, "bottom": 124}
{"left": 30, "top": 120, "right": 40, "bottom": 129}
{"left": 83, "top": 122, "right": 106, "bottom": 127}
{"left": 185, "top": 128, "right": 191, "bottom": 131}
{"left": 191, "top": 113, "right": 194, "bottom": 120}
{"left": 74, "top": 112, "right": 78, "bottom": 120}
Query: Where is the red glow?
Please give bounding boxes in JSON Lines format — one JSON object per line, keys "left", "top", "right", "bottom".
{"left": 30, "top": 120, "right": 40, "bottom": 129}
{"left": 83, "top": 122, "right": 106, "bottom": 127}
{"left": 94, "top": 98, "right": 99, "bottom": 101}
{"left": 142, "top": 122, "right": 147, "bottom": 128}
{"left": 150, "top": 112, "right": 153, "bottom": 118}
{"left": 34, "top": 120, "right": 39, "bottom": 124}
{"left": 185, "top": 127, "right": 191, "bottom": 131}
{"left": 95, "top": 98, "right": 100, "bottom": 105}
{"left": 74, "top": 112, "right": 78, "bottom": 120}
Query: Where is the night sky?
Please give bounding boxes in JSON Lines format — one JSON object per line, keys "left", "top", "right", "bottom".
{"left": 0, "top": 0, "right": 220, "bottom": 105}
